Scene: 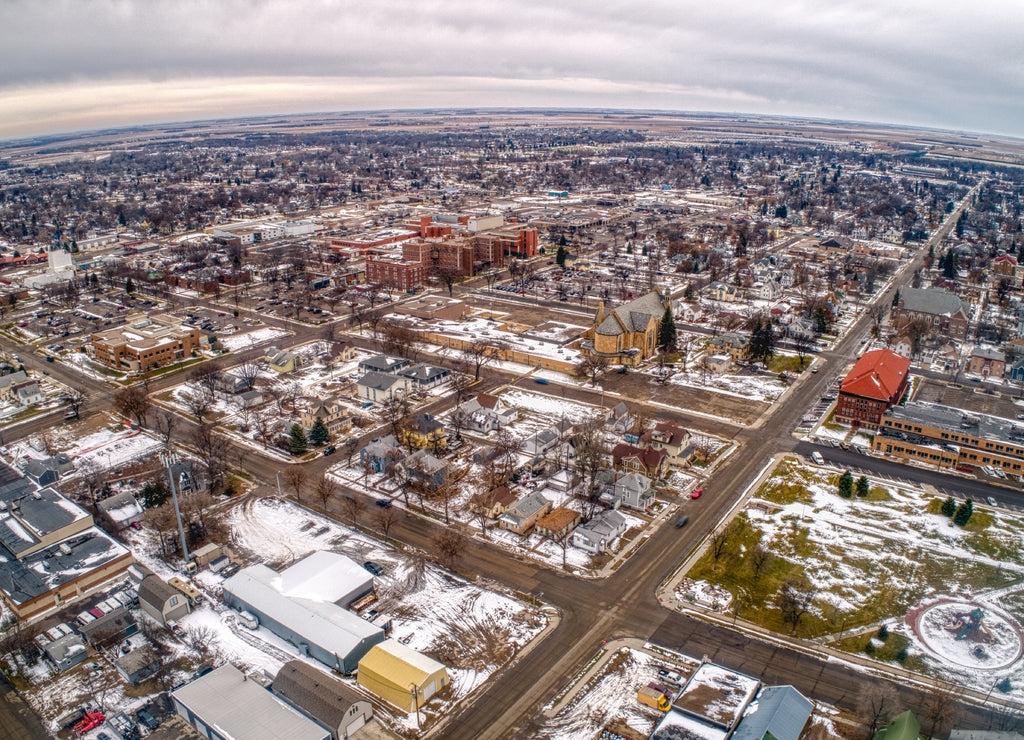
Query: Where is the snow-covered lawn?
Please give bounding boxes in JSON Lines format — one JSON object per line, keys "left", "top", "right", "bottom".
{"left": 217, "top": 326, "right": 289, "bottom": 351}
{"left": 6, "top": 421, "right": 163, "bottom": 472}
{"left": 683, "top": 456, "right": 1024, "bottom": 700}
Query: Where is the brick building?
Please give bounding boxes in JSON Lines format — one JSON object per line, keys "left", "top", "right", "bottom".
{"left": 835, "top": 348, "right": 911, "bottom": 429}
{"left": 893, "top": 287, "right": 971, "bottom": 341}
{"left": 91, "top": 314, "right": 202, "bottom": 372}
{"left": 365, "top": 256, "right": 427, "bottom": 291}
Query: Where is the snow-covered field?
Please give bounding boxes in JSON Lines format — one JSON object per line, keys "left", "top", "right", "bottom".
{"left": 6, "top": 421, "right": 163, "bottom": 472}
{"left": 688, "top": 456, "right": 1024, "bottom": 700}
{"left": 217, "top": 326, "right": 289, "bottom": 351}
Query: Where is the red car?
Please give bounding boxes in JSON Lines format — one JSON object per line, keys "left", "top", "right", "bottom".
{"left": 690, "top": 488, "right": 704, "bottom": 499}
{"left": 74, "top": 711, "right": 105, "bottom": 735}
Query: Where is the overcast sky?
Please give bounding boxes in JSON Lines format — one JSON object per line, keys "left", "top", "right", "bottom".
{"left": 2, "top": 0, "right": 1023, "bottom": 140}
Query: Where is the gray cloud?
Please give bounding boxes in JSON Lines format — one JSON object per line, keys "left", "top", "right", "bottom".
{"left": 1, "top": 0, "right": 1022, "bottom": 138}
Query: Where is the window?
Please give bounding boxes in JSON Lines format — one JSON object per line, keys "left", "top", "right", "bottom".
{"left": 169, "top": 596, "right": 179, "bottom": 606}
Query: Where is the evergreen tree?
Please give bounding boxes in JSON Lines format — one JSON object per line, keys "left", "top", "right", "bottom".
{"left": 891, "top": 287, "right": 900, "bottom": 308}
{"left": 309, "top": 417, "right": 330, "bottom": 446}
{"left": 838, "top": 470, "right": 854, "bottom": 499}
{"left": 125, "top": 276, "right": 135, "bottom": 294}
{"left": 746, "top": 316, "right": 776, "bottom": 366}
{"left": 684, "top": 282, "right": 695, "bottom": 301}
{"left": 658, "top": 306, "right": 677, "bottom": 352}
{"left": 140, "top": 480, "right": 169, "bottom": 508}
{"left": 941, "top": 496, "right": 957, "bottom": 517}
{"left": 855, "top": 475, "right": 870, "bottom": 498}
{"left": 555, "top": 245, "right": 567, "bottom": 267}
{"left": 943, "top": 250, "right": 958, "bottom": 279}
{"left": 954, "top": 499, "right": 974, "bottom": 526}
{"left": 289, "top": 423, "right": 309, "bottom": 455}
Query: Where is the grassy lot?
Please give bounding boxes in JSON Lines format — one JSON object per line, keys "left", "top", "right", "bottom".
{"left": 684, "top": 458, "right": 1024, "bottom": 647}
{"left": 767, "top": 354, "right": 808, "bottom": 374}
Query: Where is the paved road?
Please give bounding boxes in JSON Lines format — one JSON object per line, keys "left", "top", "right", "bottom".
{"left": 0, "top": 673, "right": 48, "bottom": 740}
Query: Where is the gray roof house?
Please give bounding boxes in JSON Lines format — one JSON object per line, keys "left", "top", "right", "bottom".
{"left": 499, "top": 491, "right": 552, "bottom": 535}
{"left": 733, "top": 685, "right": 813, "bottom": 740}
{"left": 358, "top": 354, "right": 411, "bottom": 375}
{"left": 115, "top": 644, "right": 161, "bottom": 685}
{"left": 98, "top": 490, "right": 144, "bottom": 528}
{"left": 173, "top": 664, "right": 331, "bottom": 740}
{"left": 399, "top": 363, "right": 450, "bottom": 389}
{"left": 41, "top": 631, "right": 89, "bottom": 672}
{"left": 273, "top": 660, "right": 374, "bottom": 740}
{"left": 596, "top": 470, "right": 654, "bottom": 511}
{"left": 357, "top": 372, "right": 411, "bottom": 403}
{"left": 138, "top": 574, "right": 191, "bottom": 626}
{"left": 521, "top": 427, "right": 561, "bottom": 456}
{"left": 572, "top": 510, "right": 628, "bottom": 555}
{"left": 402, "top": 449, "right": 449, "bottom": 491}
{"left": 80, "top": 607, "right": 138, "bottom": 649}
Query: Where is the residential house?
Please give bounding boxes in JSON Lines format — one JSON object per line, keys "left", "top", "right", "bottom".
{"left": 98, "top": 490, "right": 145, "bottom": 529}
{"left": 452, "top": 393, "right": 517, "bottom": 434}
{"left": 0, "top": 370, "right": 29, "bottom": 401}
{"left": 116, "top": 644, "right": 161, "bottom": 685}
{"left": 360, "top": 436, "right": 404, "bottom": 474}
{"left": 732, "top": 685, "right": 813, "bottom": 740}
{"left": 521, "top": 427, "right": 561, "bottom": 457}
{"left": 499, "top": 491, "right": 552, "bottom": 535}
{"left": 754, "top": 278, "right": 782, "bottom": 301}
{"left": 606, "top": 402, "right": 632, "bottom": 435}
{"left": 41, "top": 632, "right": 88, "bottom": 672}
{"left": 645, "top": 420, "right": 693, "bottom": 467}
{"left": 357, "top": 372, "right": 410, "bottom": 404}
{"left": 399, "top": 413, "right": 447, "bottom": 451}
{"left": 265, "top": 347, "right": 300, "bottom": 373}
{"left": 138, "top": 574, "right": 191, "bottom": 626}
{"left": 709, "top": 282, "right": 741, "bottom": 302}
{"left": 402, "top": 449, "right": 449, "bottom": 491}
{"left": 399, "top": 363, "right": 450, "bottom": 390}
{"left": 708, "top": 332, "right": 748, "bottom": 361}
{"left": 871, "top": 710, "right": 920, "bottom": 740}
{"left": 596, "top": 470, "right": 654, "bottom": 511}
{"left": 572, "top": 510, "right": 628, "bottom": 554}
{"left": 320, "top": 340, "right": 358, "bottom": 366}
{"left": 468, "top": 485, "right": 516, "bottom": 519}
{"left": 969, "top": 346, "right": 1006, "bottom": 378}
{"left": 612, "top": 443, "right": 670, "bottom": 479}
{"left": 357, "top": 354, "right": 411, "bottom": 375}
{"left": 272, "top": 660, "right": 374, "bottom": 740}
{"left": 1011, "top": 358, "right": 1024, "bottom": 384}
{"left": 835, "top": 348, "right": 911, "bottom": 430}
{"left": 581, "top": 291, "right": 670, "bottom": 367}
{"left": 13, "top": 380, "right": 44, "bottom": 407}
{"left": 79, "top": 608, "right": 138, "bottom": 649}
{"left": 22, "top": 459, "right": 61, "bottom": 487}
{"left": 302, "top": 398, "right": 353, "bottom": 438}
{"left": 533, "top": 507, "right": 580, "bottom": 540}
{"left": 893, "top": 287, "right": 971, "bottom": 340}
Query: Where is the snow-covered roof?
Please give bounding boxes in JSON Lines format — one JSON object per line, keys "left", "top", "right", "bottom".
{"left": 277, "top": 550, "right": 373, "bottom": 605}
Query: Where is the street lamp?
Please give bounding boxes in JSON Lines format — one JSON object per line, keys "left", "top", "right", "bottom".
{"left": 160, "top": 451, "right": 190, "bottom": 566}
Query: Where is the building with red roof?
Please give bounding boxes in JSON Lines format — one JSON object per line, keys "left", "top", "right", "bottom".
{"left": 835, "top": 349, "right": 911, "bottom": 429}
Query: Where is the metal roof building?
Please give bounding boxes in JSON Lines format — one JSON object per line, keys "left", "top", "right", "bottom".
{"left": 172, "top": 664, "right": 330, "bottom": 740}
{"left": 222, "top": 552, "right": 383, "bottom": 673}
{"left": 272, "top": 660, "right": 373, "bottom": 740}
{"left": 357, "top": 638, "right": 449, "bottom": 714}
{"left": 732, "top": 685, "right": 813, "bottom": 740}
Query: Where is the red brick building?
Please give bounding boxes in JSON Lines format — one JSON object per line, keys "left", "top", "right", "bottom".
{"left": 835, "top": 349, "right": 911, "bottom": 429}
{"left": 365, "top": 256, "right": 426, "bottom": 291}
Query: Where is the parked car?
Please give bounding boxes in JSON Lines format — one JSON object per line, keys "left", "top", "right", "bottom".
{"left": 375, "top": 499, "right": 392, "bottom": 508}
{"left": 987, "top": 497, "right": 998, "bottom": 507}
{"left": 237, "top": 611, "right": 259, "bottom": 630}
{"left": 322, "top": 445, "right": 336, "bottom": 456}
{"left": 675, "top": 516, "right": 689, "bottom": 528}
{"left": 136, "top": 709, "right": 160, "bottom": 731}
{"left": 690, "top": 488, "right": 703, "bottom": 499}
{"left": 363, "top": 561, "right": 384, "bottom": 576}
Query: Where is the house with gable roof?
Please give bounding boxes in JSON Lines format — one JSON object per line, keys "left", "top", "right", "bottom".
{"left": 612, "top": 443, "right": 670, "bottom": 479}
{"left": 452, "top": 393, "right": 517, "bottom": 434}
{"left": 893, "top": 287, "right": 971, "bottom": 340}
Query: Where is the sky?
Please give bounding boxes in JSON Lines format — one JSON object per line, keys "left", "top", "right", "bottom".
{"left": 2, "top": 0, "right": 1023, "bottom": 140}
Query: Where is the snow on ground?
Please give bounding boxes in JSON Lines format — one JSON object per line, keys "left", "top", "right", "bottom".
{"left": 228, "top": 497, "right": 547, "bottom": 707}
{"left": 7, "top": 423, "right": 163, "bottom": 471}
{"left": 217, "top": 326, "right": 289, "bottom": 351}
{"left": 662, "top": 366, "right": 787, "bottom": 403}
{"left": 706, "top": 457, "right": 1024, "bottom": 699}
{"left": 536, "top": 647, "right": 666, "bottom": 740}
{"left": 501, "top": 388, "right": 603, "bottom": 425}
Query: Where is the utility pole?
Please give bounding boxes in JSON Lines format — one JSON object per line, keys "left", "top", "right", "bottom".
{"left": 160, "top": 451, "right": 190, "bottom": 567}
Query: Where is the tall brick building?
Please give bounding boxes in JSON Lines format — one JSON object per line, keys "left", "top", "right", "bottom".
{"left": 835, "top": 349, "right": 911, "bottom": 429}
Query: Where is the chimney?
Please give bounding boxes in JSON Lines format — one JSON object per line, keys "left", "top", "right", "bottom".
{"left": 596, "top": 301, "right": 605, "bottom": 324}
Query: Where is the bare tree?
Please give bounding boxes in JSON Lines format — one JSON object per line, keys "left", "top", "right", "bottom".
{"left": 314, "top": 473, "right": 337, "bottom": 513}
{"left": 576, "top": 354, "right": 609, "bottom": 385}
{"left": 859, "top": 683, "right": 901, "bottom": 738}
{"left": 374, "top": 505, "right": 398, "bottom": 542}
{"left": 918, "top": 682, "right": 960, "bottom": 740}
{"left": 434, "top": 527, "right": 466, "bottom": 569}
{"left": 777, "top": 576, "right": 818, "bottom": 635}
{"left": 341, "top": 495, "right": 363, "bottom": 526}
{"left": 571, "top": 419, "right": 608, "bottom": 521}
{"left": 235, "top": 358, "right": 261, "bottom": 391}
{"left": 252, "top": 409, "right": 275, "bottom": 449}
{"left": 749, "top": 540, "right": 772, "bottom": 580}
{"left": 709, "top": 525, "right": 732, "bottom": 562}
{"left": 185, "top": 624, "right": 221, "bottom": 660}
{"left": 113, "top": 385, "right": 151, "bottom": 427}
{"left": 460, "top": 340, "right": 503, "bottom": 380}
{"left": 284, "top": 467, "right": 308, "bottom": 502}
{"left": 191, "top": 423, "right": 230, "bottom": 493}
{"left": 182, "top": 388, "right": 215, "bottom": 424}
{"left": 152, "top": 408, "right": 177, "bottom": 446}
{"left": 63, "top": 389, "right": 87, "bottom": 420}
{"left": 190, "top": 361, "right": 222, "bottom": 397}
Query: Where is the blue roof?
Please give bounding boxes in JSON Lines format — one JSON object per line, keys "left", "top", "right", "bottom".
{"left": 732, "top": 685, "right": 812, "bottom": 740}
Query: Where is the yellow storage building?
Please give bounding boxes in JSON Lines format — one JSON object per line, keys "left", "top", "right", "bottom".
{"left": 357, "top": 639, "right": 449, "bottom": 714}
